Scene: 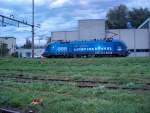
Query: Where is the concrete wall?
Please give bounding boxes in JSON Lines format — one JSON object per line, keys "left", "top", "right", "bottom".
{"left": 135, "top": 29, "right": 149, "bottom": 49}
{"left": 51, "top": 31, "right": 78, "bottom": 41}
{"left": 66, "top": 31, "right": 79, "bottom": 41}
{"left": 0, "top": 37, "right": 16, "bottom": 54}
{"left": 109, "top": 29, "right": 150, "bottom": 57}
{"left": 51, "top": 31, "right": 66, "bottom": 41}
{"left": 79, "top": 19, "right": 105, "bottom": 40}
{"left": 130, "top": 52, "right": 149, "bottom": 57}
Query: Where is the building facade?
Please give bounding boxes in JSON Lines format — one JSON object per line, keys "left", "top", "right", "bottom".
{"left": 108, "top": 29, "right": 149, "bottom": 57}
{"left": 0, "top": 37, "right": 16, "bottom": 54}
{"left": 51, "top": 19, "right": 105, "bottom": 42}
{"left": 78, "top": 19, "right": 105, "bottom": 40}
{"left": 51, "top": 31, "right": 78, "bottom": 42}
{"left": 17, "top": 48, "right": 45, "bottom": 58}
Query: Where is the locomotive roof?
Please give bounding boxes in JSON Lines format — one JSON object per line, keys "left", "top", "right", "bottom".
{"left": 48, "top": 39, "right": 124, "bottom": 45}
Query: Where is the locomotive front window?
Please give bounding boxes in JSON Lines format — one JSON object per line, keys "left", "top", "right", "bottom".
{"left": 45, "top": 45, "right": 51, "bottom": 51}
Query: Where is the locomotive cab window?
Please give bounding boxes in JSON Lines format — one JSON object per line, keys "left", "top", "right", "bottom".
{"left": 47, "top": 45, "right": 51, "bottom": 48}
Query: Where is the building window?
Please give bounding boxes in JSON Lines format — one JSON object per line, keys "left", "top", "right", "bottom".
{"left": 129, "top": 49, "right": 150, "bottom": 52}
{"left": 26, "top": 52, "right": 31, "bottom": 58}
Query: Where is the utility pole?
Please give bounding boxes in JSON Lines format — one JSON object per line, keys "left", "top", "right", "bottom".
{"left": 32, "top": 0, "right": 35, "bottom": 58}
{"left": 149, "top": 18, "right": 150, "bottom": 56}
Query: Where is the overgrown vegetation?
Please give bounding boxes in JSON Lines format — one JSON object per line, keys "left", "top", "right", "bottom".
{"left": 0, "top": 58, "right": 150, "bottom": 113}
{"left": 0, "top": 57, "right": 150, "bottom": 83}
{"left": 21, "top": 38, "right": 32, "bottom": 49}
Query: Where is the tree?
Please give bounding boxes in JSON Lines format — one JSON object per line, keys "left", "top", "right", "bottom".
{"left": 106, "top": 5, "right": 128, "bottom": 29}
{"left": 22, "top": 38, "right": 32, "bottom": 49}
{"left": 106, "top": 5, "right": 150, "bottom": 29}
{"left": 0, "top": 43, "right": 9, "bottom": 56}
{"left": 128, "top": 8, "right": 150, "bottom": 28}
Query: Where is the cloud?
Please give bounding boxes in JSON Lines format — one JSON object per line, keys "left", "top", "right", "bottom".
{"left": 126, "top": 0, "right": 150, "bottom": 9}
{"left": 0, "top": 0, "right": 74, "bottom": 8}
{"left": 72, "top": 9, "right": 107, "bottom": 20}
{"left": 0, "top": 0, "right": 46, "bottom": 6}
{"left": 0, "top": 8, "right": 14, "bottom": 15}
{"left": 38, "top": 14, "right": 76, "bottom": 34}
{"left": 49, "top": 0, "right": 73, "bottom": 8}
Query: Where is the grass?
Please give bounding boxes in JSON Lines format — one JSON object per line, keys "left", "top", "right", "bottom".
{"left": 0, "top": 57, "right": 150, "bottom": 83}
{"left": 0, "top": 57, "right": 150, "bottom": 113}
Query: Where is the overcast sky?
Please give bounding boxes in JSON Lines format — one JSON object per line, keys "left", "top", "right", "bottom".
{"left": 0, "top": 0, "right": 150, "bottom": 46}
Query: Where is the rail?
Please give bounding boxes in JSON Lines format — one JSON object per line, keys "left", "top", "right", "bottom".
{"left": 0, "top": 108, "right": 20, "bottom": 113}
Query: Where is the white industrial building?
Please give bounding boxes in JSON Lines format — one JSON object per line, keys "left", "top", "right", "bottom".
{"left": 51, "top": 18, "right": 150, "bottom": 57}
{"left": 51, "top": 19, "right": 105, "bottom": 42}
{"left": 0, "top": 37, "right": 16, "bottom": 54}
{"left": 17, "top": 48, "right": 45, "bottom": 58}
{"left": 78, "top": 19, "right": 105, "bottom": 40}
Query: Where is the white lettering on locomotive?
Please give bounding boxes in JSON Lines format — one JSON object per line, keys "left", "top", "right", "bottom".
{"left": 57, "top": 47, "right": 67, "bottom": 52}
{"left": 73, "top": 47, "right": 112, "bottom": 52}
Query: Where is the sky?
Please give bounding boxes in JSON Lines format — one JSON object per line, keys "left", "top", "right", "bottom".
{"left": 0, "top": 0, "right": 150, "bottom": 46}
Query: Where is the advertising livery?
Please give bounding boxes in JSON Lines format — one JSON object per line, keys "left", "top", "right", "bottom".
{"left": 42, "top": 39, "right": 129, "bottom": 58}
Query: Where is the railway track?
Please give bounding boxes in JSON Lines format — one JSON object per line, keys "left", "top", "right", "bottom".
{"left": 0, "top": 108, "right": 21, "bottom": 113}
{"left": 0, "top": 75, "right": 150, "bottom": 91}
{"left": 0, "top": 107, "right": 34, "bottom": 113}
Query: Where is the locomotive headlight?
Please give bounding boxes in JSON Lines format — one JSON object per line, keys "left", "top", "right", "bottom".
{"left": 117, "top": 46, "right": 122, "bottom": 51}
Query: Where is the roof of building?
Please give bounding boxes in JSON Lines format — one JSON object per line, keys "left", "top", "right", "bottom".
{"left": 138, "top": 17, "right": 150, "bottom": 29}
{"left": 0, "top": 37, "right": 16, "bottom": 39}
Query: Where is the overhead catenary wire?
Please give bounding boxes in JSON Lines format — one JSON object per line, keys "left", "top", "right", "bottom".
{"left": 0, "top": 5, "right": 40, "bottom": 58}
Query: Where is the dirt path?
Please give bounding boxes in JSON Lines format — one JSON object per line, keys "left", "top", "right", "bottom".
{"left": 0, "top": 75, "right": 150, "bottom": 91}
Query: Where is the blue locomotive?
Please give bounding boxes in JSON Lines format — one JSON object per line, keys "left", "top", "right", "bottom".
{"left": 42, "top": 39, "right": 129, "bottom": 58}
